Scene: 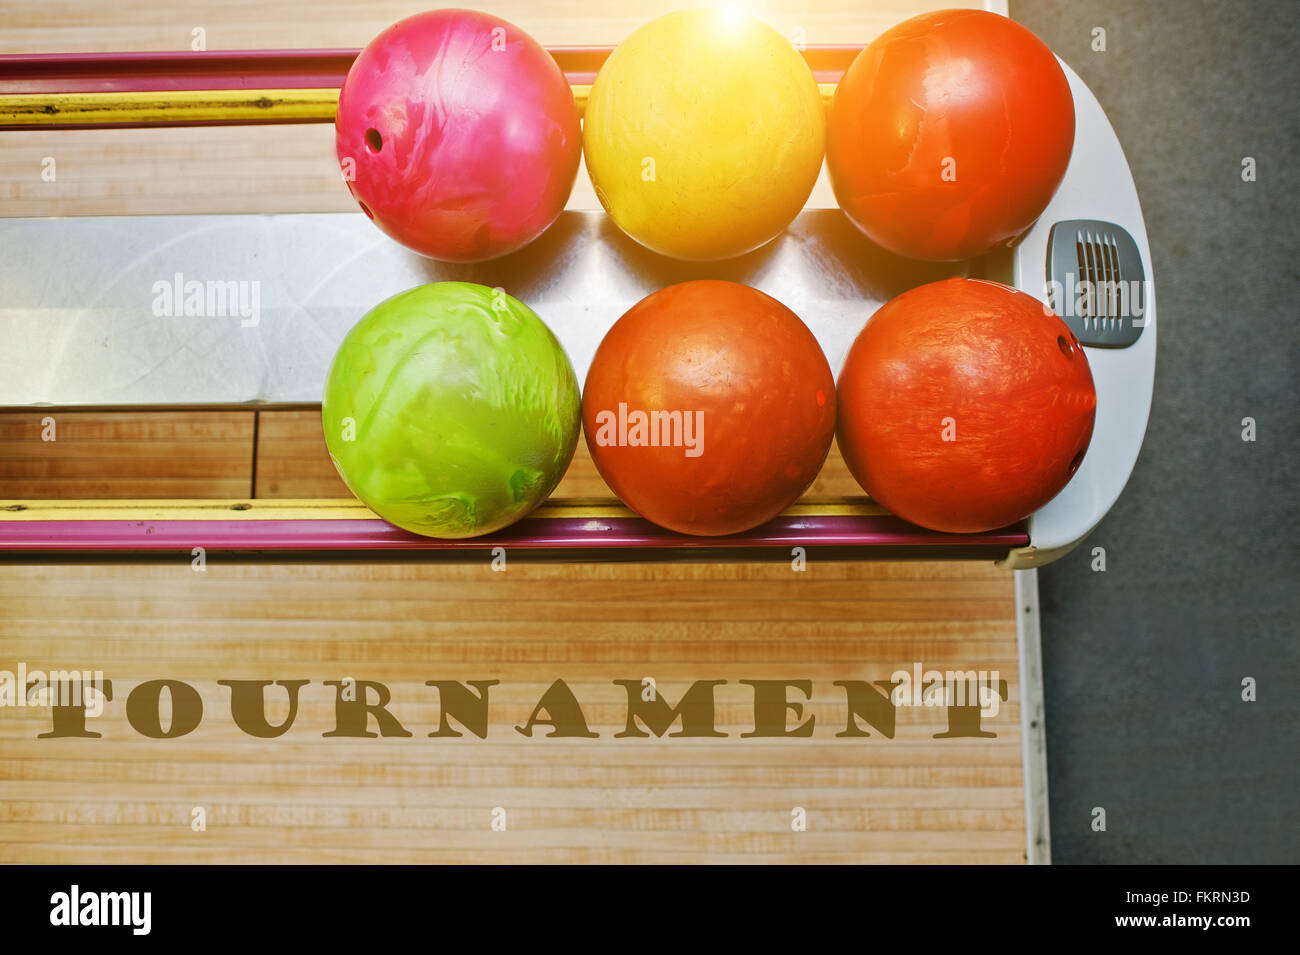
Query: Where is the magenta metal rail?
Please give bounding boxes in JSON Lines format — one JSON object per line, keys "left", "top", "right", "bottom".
{"left": 0, "top": 45, "right": 861, "bottom": 129}
{"left": 0, "top": 512, "right": 1027, "bottom": 556}
{"left": 0, "top": 49, "right": 364, "bottom": 93}
{"left": 0, "top": 45, "right": 860, "bottom": 93}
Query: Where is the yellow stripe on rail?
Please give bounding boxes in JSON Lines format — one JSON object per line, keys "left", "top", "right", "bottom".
{"left": 0, "top": 497, "right": 887, "bottom": 522}
{"left": 0, "top": 88, "right": 342, "bottom": 126}
{"left": 0, "top": 83, "right": 837, "bottom": 127}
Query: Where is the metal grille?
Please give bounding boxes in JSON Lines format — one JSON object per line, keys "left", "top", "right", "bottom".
{"left": 1047, "top": 219, "right": 1147, "bottom": 347}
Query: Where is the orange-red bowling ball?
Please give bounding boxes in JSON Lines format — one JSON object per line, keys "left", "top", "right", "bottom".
{"left": 827, "top": 9, "right": 1075, "bottom": 261}
{"left": 837, "top": 278, "right": 1097, "bottom": 533}
{"left": 583, "top": 281, "right": 835, "bottom": 536}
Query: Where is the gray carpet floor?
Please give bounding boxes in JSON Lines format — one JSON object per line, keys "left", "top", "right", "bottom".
{"left": 1010, "top": 0, "right": 1299, "bottom": 863}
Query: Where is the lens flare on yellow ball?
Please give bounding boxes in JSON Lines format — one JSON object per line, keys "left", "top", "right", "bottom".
{"left": 582, "top": 8, "right": 826, "bottom": 261}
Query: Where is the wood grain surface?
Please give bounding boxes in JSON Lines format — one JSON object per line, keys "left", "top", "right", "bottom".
{"left": 0, "top": 559, "right": 1023, "bottom": 863}
{"left": 0, "top": 1, "right": 989, "bottom": 53}
{"left": 0, "top": 410, "right": 254, "bottom": 499}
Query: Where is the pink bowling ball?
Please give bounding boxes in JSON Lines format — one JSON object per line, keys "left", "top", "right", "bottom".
{"left": 336, "top": 9, "right": 581, "bottom": 262}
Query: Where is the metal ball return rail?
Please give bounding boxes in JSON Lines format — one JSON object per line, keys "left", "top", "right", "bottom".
{"left": 0, "top": 47, "right": 850, "bottom": 128}
{"left": 0, "top": 46, "right": 1156, "bottom": 566}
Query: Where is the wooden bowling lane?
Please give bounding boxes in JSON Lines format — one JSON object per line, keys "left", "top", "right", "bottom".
{"left": 0, "top": 1, "right": 995, "bottom": 53}
{"left": 0, "top": 410, "right": 255, "bottom": 499}
{"left": 0, "top": 558, "right": 1023, "bottom": 864}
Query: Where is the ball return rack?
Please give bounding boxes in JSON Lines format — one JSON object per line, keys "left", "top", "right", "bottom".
{"left": 0, "top": 45, "right": 1156, "bottom": 567}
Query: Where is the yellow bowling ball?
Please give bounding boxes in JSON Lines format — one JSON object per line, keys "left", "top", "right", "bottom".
{"left": 583, "top": 8, "right": 826, "bottom": 261}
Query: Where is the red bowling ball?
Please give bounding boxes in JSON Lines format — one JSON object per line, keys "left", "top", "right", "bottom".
{"left": 583, "top": 281, "right": 836, "bottom": 537}
{"left": 827, "top": 9, "right": 1075, "bottom": 262}
{"left": 836, "top": 278, "right": 1097, "bottom": 533}
{"left": 336, "top": 9, "right": 582, "bottom": 262}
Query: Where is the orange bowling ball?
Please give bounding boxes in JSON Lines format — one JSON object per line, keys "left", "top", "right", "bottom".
{"left": 837, "top": 278, "right": 1097, "bottom": 533}
{"left": 583, "top": 281, "right": 836, "bottom": 536}
{"left": 827, "top": 9, "right": 1075, "bottom": 261}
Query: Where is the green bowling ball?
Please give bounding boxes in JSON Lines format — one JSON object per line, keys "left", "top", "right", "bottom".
{"left": 322, "top": 282, "right": 580, "bottom": 538}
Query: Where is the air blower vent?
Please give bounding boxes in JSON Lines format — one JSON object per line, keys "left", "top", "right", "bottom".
{"left": 1046, "top": 219, "right": 1147, "bottom": 347}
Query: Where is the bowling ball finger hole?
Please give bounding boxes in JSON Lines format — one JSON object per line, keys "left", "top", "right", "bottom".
{"left": 364, "top": 128, "right": 383, "bottom": 153}
{"left": 1068, "top": 449, "right": 1085, "bottom": 476}
{"left": 358, "top": 201, "right": 374, "bottom": 220}
{"left": 1057, "top": 335, "right": 1073, "bottom": 358}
